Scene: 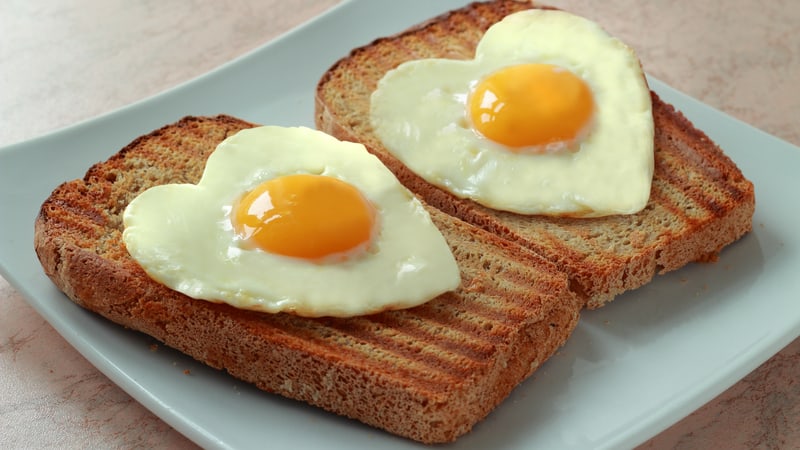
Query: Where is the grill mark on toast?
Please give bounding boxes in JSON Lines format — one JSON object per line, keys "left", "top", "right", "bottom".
{"left": 371, "top": 307, "right": 502, "bottom": 360}
{"left": 291, "top": 316, "right": 470, "bottom": 389}
{"left": 653, "top": 99, "right": 752, "bottom": 217}
{"left": 188, "top": 302, "right": 465, "bottom": 392}
{"left": 653, "top": 157, "right": 716, "bottom": 226}
{"left": 654, "top": 98, "right": 751, "bottom": 187}
{"left": 168, "top": 309, "right": 460, "bottom": 399}
{"left": 319, "top": 316, "right": 482, "bottom": 383}
{"left": 656, "top": 142, "right": 750, "bottom": 221}
{"left": 433, "top": 201, "right": 605, "bottom": 303}
{"left": 652, "top": 132, "right": 748, "bottom": 226}
{"left": 401, "top": 302, "right": 515, "bottom": 347}
{"left": 268, "top": 290, "right": 538, "bottom": 389}
{"left": 297, "top": 253, "right": 560, "bottom": 384}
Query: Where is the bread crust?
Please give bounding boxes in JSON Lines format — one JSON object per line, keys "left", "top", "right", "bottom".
{"left": 34, "top": 114, "right": 582, "bottom": 444}
{"left": 314, "top": 0, "right": 755, "bottom": 308}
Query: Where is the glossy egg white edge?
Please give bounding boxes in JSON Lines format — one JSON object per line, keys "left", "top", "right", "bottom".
{"left": 370, "top": 9, "right": 654, "bottom": 217}
{"left": 122, "top": 126, "right": 460, "bottom": 318}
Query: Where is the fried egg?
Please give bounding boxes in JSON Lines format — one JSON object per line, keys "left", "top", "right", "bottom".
{"left": 122, "top": 126, "right": 460, "bottom": 318}
{"left": 370, "top": 9, "right": 654, "bottom": 217}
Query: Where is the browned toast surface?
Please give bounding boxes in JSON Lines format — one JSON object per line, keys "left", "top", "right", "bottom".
{"left": 315, "top": 0, "right": 755, "bottom": 308}
{"left": 34, "top": 114, "right": 582, "bottom": 444}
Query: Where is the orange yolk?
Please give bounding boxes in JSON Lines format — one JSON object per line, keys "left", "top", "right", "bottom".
{"left": 467, "top": 63, "right": 595, "bottom": 150}
{"left": 232, "top": 174, "right": 376, "bottom": 261}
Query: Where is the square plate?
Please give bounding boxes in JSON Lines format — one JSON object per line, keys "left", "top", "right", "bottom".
{"left": 1, "top": 1, "right": 798, "bottom": 448}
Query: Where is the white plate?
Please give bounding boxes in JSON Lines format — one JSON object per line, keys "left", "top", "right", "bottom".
{"left": 1, "top": 1, "right": 798, "bottom": 449}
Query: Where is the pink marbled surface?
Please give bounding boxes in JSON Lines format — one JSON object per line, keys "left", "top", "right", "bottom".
{"left": 1, "top": 0, "right": 798, "bottom": 448}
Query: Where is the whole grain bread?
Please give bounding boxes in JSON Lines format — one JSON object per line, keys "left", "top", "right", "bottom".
{"left": 34, "top": 115, "right": 582, "bottom": 444}
{"left": 315, "top": 0, "right": 755, "bottom": 308}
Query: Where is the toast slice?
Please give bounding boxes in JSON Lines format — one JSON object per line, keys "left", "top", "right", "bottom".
{"left": 34, "top": 115, "right": 582, "bottom": 444}
{"left": 315, "top": 0, "right": 756, "bottom": 308}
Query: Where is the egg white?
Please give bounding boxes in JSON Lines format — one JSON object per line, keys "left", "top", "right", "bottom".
{"left": 122, "top": 126, "right": 460, "bottom": 318}
{"left": 370, "top": 9, "right": 654, "bottom": 217}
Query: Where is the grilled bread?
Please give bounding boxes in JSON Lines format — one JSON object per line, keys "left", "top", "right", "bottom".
{"left": 315, "top": 0, "right": 756, "bottom": 308}
{"left": 34, "top": 115, "right": 582, "bottom": 444}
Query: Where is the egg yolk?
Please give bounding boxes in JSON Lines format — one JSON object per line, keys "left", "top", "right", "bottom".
{"left": 232, "top": 174, "right": 376, "bottom": 261}
{"left": 468, "top": 63, "right": 595, "bottom": 150}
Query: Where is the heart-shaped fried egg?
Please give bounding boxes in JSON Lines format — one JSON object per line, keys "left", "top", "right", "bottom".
{"left": 370, "top": 9, "right": 654, "bottom": 217}
{"left": 123, "top": 126, "right": 460, "bottom": 317}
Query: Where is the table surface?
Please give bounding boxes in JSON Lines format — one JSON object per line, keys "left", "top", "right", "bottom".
{"left": 2, "top": 0, "right": 798, "bottom": 448}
